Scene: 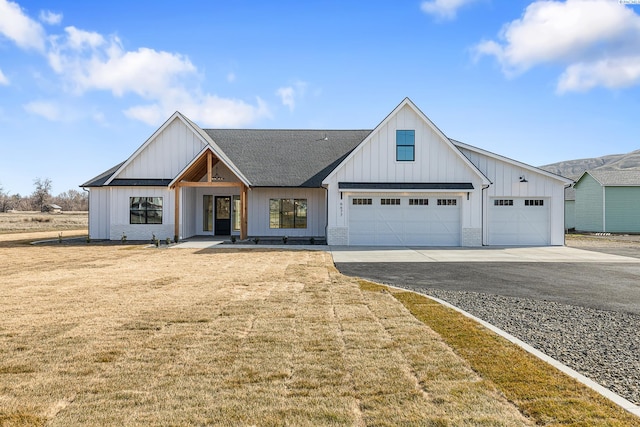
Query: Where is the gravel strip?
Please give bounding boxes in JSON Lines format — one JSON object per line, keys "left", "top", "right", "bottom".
{"left": 403, "top": 287, "right": 640, "bottom": 405}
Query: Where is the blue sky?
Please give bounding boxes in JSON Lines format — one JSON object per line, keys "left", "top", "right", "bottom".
{"left": 1, "top": 0, "right": 640, "bottom": 196}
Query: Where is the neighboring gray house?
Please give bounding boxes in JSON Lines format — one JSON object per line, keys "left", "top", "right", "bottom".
{"left": 574, "top": 170, "right": 640, "bottom": 233}
{"left": 81, "top": 98, "right": 571, "bottom": 246}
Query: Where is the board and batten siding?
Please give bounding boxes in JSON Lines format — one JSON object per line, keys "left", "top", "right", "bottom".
{"left": 109, "top": 187, "right": 175, "bottom": 241}
{"left": 324, "top": 104, "right": 485, "bottom": 245}
{"left": 248, "top": 188, "right": 326, "bottom": 237}
{"left": 575, "top": 173, "right": 604, "bottom": 232}
{"left": 118, "top": 119, "right": 206, "bottom": 180}
{"left": 88, "top": 188, "right": 110, "bottom": 240}
{"left": 604, "top": 187, "right": 640, "bottom": 232}
{"left": 458, "top": 147, "right": 567, "bottom": 246}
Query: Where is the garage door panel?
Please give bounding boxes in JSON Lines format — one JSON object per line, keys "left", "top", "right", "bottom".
{"left": 349, "top": 196, "right": 460, "bottom": 246}
{"left": 489, "top": 198, "right": 549, "bottom": 245}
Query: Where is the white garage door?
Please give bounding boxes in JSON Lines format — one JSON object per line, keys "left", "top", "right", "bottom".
{"left": 349, "top": 196, "right": 461, "bottom": 246}
{"left": 488, "top": 198, "right": 549, "bottom": 245}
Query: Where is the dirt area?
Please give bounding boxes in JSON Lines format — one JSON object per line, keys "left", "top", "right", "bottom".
{"left": 0, "top": 239, "right": 532, "bottom": 426}
{"left": 0, "top": 211, "right": 87, "bottom": 234}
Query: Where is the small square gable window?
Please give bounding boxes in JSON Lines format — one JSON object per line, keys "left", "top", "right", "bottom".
{"left": 396, "top": 130, "right": 415, "bottom": 161}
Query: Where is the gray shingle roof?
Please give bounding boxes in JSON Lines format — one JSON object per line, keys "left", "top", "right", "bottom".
{"left": 80, "top": 162, "right": 125, "bottom": 187}
{"left": 205, "top": 129, "right": 371, "bottom": 187}
{"left": 586, "top": 170, "right": 640, "bottom": 186}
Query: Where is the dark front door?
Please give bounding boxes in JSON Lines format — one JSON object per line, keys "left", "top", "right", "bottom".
{"left": 215, "top": 196, "right": 231, "bottom": 235}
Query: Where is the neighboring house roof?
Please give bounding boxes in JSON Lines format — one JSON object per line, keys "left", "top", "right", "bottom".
{"left": 46, "top": 204, "right": 62, "bottom": 209}
{"left": 205, "top": 129, "right": 371, "bottom": 187}
{"left": 577, "top": 170, "right": 640, "bottom": 186}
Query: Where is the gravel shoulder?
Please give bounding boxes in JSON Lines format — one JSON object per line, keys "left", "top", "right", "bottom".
{"left": 416, "top": 288, "right": 640, "bottom": 406}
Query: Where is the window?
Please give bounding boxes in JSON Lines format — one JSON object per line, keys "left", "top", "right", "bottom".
{"left": 396, "top": 130, "right": 415, "bottom": 161}
{"left": 494, "top": 199, "right": 514, "bottom": 206}
{"left": 352, "top": 198, "right": 372, "bottom": 205}
{"left": 381, "top": 198, "right": 401, "bottom": 205}
{"left": 409, "top": 198, "right": 428, "bottom": 206}
{"left": 525, "top": 199, "right": 544, "bottom": 206}
{"left": 203, "top": 195, "right": 213, "bottom": 231}
{"left": 269, "top": 199, "right": 307, "bottom": 229}
{"left": 232, "top": 195, "right": 241, "bottom": 231}
{"left": 437, "top": 199, "right": 457, "bottom": 206}
{"left": 130, "top": 197, "right": 163, "bottom": 224}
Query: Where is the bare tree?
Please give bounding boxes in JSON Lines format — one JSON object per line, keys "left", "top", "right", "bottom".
{"left": 0, "top": 182, "right": 7, "bottom": 212}
{"left": 32, "top": 177, "right": 53, "bottom": 212}
{"left": 53, "top": 189, "right": 88, "bottom": 211}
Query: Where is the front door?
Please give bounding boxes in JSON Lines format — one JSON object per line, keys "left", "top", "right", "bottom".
{"left": 215, "top": 196, "right": 231, "bottom": 235}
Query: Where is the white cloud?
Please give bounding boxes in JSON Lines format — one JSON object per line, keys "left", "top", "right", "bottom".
{"left": 421, "top": 0, "right": 479, "bottom": 20}
{"left": 23, "top": 100, "right": 61, "bottom": 121}
{"left": 276, "top": 81, "right": 308, "bottom": 112}
{"left": 39, "top": 10, "right": 62, "bottom": 25}
{"left": 0, "top": 68, "right": 8, "bottom": 85}
{"left": 276, "top": 87, "right": 295, "bottom": 111}
{"left": 125, "top": 95, "right": 271, "bottom": 128}
{"left": 474, "top": 0, "right": 640, "bottom": 92}
{"left": 4, "top": 2, "right": 272, "bottom": 127}
{"left": 0, "top": 0, "right": 45, "bottom": 51}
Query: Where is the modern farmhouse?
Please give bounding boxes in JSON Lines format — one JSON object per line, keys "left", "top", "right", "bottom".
{"left": 81, "top": 98, "right": 572, "bottom": 246}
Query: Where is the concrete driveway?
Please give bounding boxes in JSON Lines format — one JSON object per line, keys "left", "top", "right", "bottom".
{"left": 332, "top": 246, "right": 640, "bottom": 315}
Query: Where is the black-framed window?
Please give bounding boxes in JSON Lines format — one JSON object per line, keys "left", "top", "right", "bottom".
{"left": 269, "top": 199, "right": 307, "bottom": 229}
{"left": 494, "top": 199, "right": 514, "bottom": 206}
{"left": 130, "top": 197, "right": 163, "bottom": 224}
{"left": 396, "top": 130, "right": 415, "bottom": 161}
{"left": 437, "top": 199, "right": 457, "bottom": 206}
{"left": 525, "top": 199, "right": 544, "bottom": 206}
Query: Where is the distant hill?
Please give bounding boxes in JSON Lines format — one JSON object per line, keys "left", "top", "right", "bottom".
{"left": 540, "top": 149, "right": 640, "bottom": 180}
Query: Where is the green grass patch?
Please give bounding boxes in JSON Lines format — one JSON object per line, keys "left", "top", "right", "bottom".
{"left": 357, "top": 281, "right": 640, "bottom": 426}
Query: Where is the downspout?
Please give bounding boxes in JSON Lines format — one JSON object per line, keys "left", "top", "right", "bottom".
{"left": 323, "top": 186, "right": 328, "bottom": 244}
{"left": 482, "top": 184, "right": 490, "bottom": 246}
{"left": 602, "top": 186, "right": 606, "bottom": 233}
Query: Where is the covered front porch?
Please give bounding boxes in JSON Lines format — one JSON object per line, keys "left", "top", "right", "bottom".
{"left": 170, "top": 148, "right": 249, "bottom": 241}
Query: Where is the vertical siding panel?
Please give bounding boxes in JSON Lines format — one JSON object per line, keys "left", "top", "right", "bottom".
{"left": 575, "top": 174, "right": 603, "bottom": 231}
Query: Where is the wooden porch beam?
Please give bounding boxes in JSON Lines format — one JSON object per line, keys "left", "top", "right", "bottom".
{"left": 174, "top": 186, "right": 180, "bottom": 241}
{"left": 176, "top": 181, "right": 243, "bottom": 188}
{"left": 240, "top": 184, "right": 248, "bottom": 240}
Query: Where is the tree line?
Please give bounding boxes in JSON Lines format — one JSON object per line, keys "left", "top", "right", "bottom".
{"left": 0, "top": 178, "right": 88, "bottom": 212}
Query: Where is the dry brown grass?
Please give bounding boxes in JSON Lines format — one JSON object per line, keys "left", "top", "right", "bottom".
{"left": 0, "top": 239, "right": 533, "bottom": 426}
{"left": 0, "top": 211, "right": 87, "bottom": 234}
{"left": 384, "top": 284, "right": 640, "bottom": 427}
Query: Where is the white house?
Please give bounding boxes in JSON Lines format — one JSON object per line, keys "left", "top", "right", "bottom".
{"left": 81, "top": 98, "right": 572, "bottom": 246}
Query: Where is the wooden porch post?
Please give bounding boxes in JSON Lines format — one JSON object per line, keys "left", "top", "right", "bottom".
{"left": 240, "top": 184, "right": 248, "bottom": 240}
{"left": 174, "top": 185, "right": 180, "bottom": 241}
